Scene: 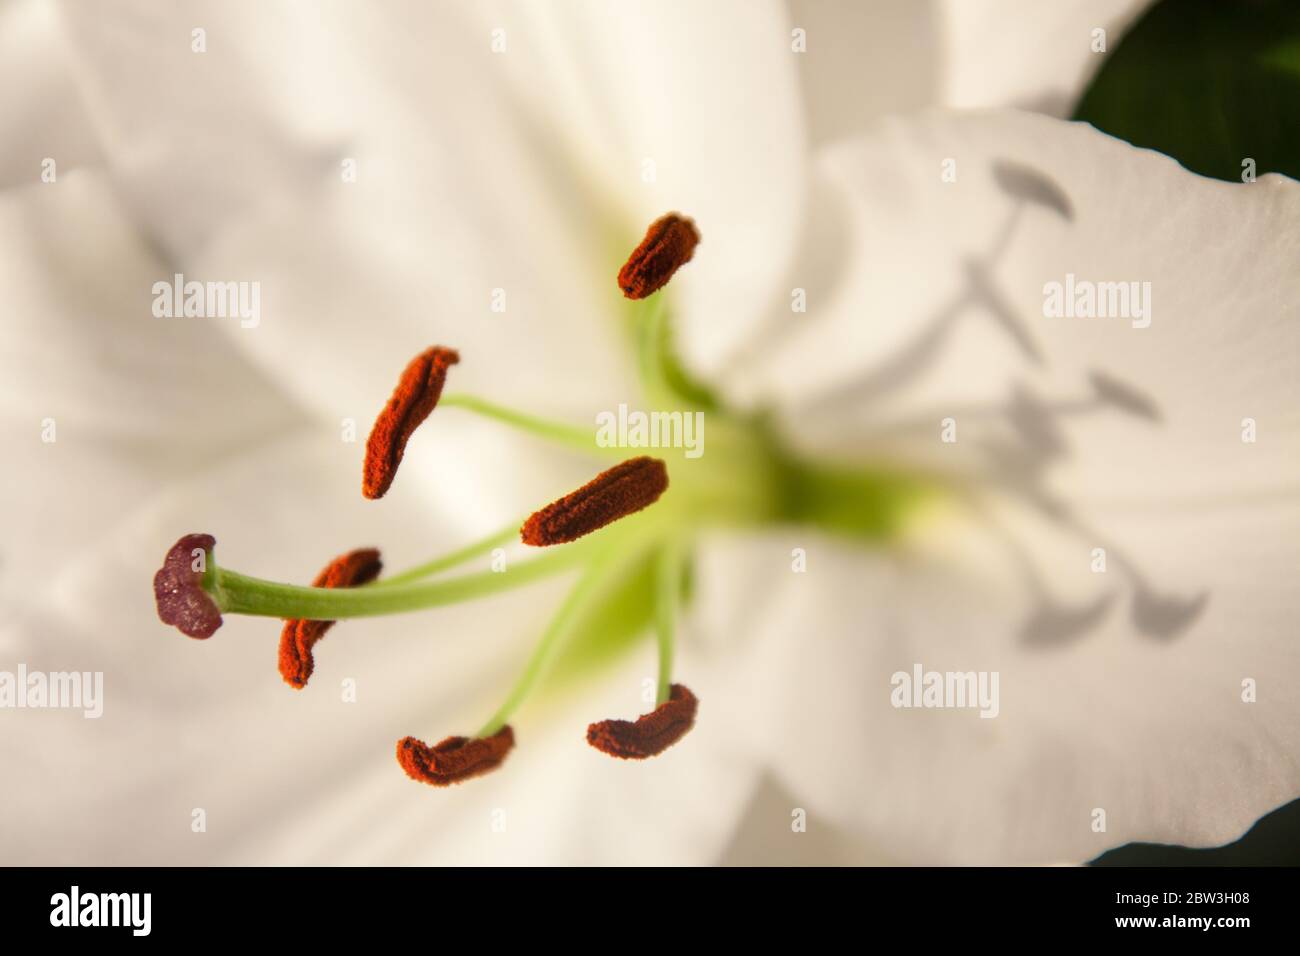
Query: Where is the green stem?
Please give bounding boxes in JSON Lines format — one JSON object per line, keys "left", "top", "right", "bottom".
{"left": 369, "top": 519, "right": 523, "bottom": 588}
{"left": 210, "top": 539, "right": 597, "bottom": 620}
{"left": 439, "top": 393, "right": 612, "bottom": 455}
{"left": 653, "top": 540, "right": 683, "bottom": 706}
{"left": 475, "top": 542, "right": 629, "bottom": 737}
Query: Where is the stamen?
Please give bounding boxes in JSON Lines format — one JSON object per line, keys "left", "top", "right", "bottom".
{"left": 653, "top": 542, "right": 683, "bottom": 706}
{"left": 586, "top": 683, "right": 698, "bottom": 759}
{"left": 369, "top": 519, "right": 521, "bottom": 589}
{"left": 153, "top": 533, "right": 223, "bottom": 639}
{"left": 474, "top": 551, "right": 626, "bottom": 739}
{"left": 438, "top": 393, "right": 610, "bottom": 456}
{"left": 278, "top": 548, "right": 382, "bottom": 689}
{"left": 521, "top": 456, "right": 669, "bottom": 546}
{"left": 396, "top": 726, "right": 515, "bottom": 786}
{"left": 617, "top": 213, "right": 700, "bottom": 300}
{"left": 363, "top": 346, "right": 459, "bottom": 499}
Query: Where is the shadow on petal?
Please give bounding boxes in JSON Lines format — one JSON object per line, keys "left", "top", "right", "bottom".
{"left": 1090, "top": 370, "right": 1163, "bottom": 422}
{"left": 992, "top": 159, "right": 1074, "bottom": 221}
{"left": 1019, "top": 592, "right": 1117, "bottom": 648}
{"left": 1131, "top": 587, "right": 1210, "bottom": 640}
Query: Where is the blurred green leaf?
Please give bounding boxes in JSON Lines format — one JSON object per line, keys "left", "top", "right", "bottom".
{"left": 1074, "top": 0, "right": 1300, "bottom": 182}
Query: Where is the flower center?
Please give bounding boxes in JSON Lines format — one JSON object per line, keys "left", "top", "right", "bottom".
{"left": 152, "top": 212, "right": 936, "bottom": 789}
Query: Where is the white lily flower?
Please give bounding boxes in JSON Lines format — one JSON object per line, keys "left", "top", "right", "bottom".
{"left": 1, "top": 0, "right": 1295, "bottom": 867}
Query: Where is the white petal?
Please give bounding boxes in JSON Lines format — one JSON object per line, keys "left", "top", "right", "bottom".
{"left": 51, "top": 1, "right": 806, "bottom": 420}
{"left": 938, "top": 0, "right": 1154, "bottom": 116}
{"left": 711, "top": 109, "right": 1300, "bottom": 862}
{"left": 731, "top": 110, "right": 1299, "bottom": 506}
{"left": 0, "top": 167, "right": 303, "bottom": 603}
{"left": 43, "top": 0, "right": 616, "bottom": 417}
{"left": 715, "top": 771, "right": 900, "bottom": 865}
{"left": 696, "top": 511, "right": 1300, "bottom": 864}
{"left": 0, "top": 0, "right": 103, "bottom": 188}
{"left": 529, "top": 0, "right": 808, "bottom": 375}
{"left": 780, "top": 0, "right": 1152, "bottom": 157}
{"left": 786, "top": 0, "right": 945, "bottom": 146}
{"left": 51, "top": 0, "right": 343, "bottom": 258}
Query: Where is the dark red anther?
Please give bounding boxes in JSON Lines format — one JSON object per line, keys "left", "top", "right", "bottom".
{"left": 521, "top": 456, "right": 668, "bottom": 547}
{"left": 278, "top": 548, "right": 382, "bottom": 689}
{"left": 363, "top": 346, "right": 459, "bottom": 499}
{"left": 617, "top": 213, "right": 699, "bottom": 300}
{"left": 586, "top": 684, "right": 698, "bottom": 759}
{"left": 397, "top": 726, "right": 516, "bottom": 786}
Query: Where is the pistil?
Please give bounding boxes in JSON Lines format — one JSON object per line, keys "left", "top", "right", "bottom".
{"left": 208, "top": 538, "right": 600, "bottom": 621}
